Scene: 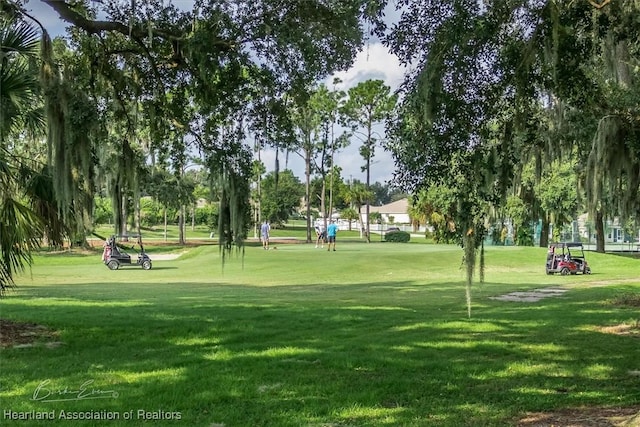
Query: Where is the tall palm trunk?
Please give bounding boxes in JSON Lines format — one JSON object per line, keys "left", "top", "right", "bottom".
{"left": 305, "top": 141, "right": 312, "bottom": 243}
{"left": 365, "top": 121, "right": 373, "bottom": 243}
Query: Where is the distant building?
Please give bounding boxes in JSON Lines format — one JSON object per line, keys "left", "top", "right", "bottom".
{"left": 575, "top": 214, "right": 639, "bottom": 243}
{"left": 367, "top": 198, "right": 410, "bottom": 225}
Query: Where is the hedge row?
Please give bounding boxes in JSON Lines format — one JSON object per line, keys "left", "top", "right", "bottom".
{"left": 384, "top": 231, "right": 410, "bottom": 243}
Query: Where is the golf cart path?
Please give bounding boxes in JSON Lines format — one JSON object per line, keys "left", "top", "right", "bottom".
{"left": 150, "top": 252, "right": 185, "bottom": 261}
{"left": 491, "top": 278, "right": 639, "bottom": 302}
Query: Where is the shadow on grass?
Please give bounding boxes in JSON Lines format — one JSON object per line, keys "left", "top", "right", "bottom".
{"left": 1, "top": 281, "right": 639, "bottom": 426}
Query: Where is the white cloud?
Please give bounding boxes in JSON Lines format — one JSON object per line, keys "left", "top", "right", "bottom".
{"left": 328, "top": 42, "right": 406, "bottom": 92}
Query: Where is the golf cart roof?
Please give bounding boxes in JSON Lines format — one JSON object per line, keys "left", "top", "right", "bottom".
{"left": 550, "top": 242, "right": 584, "bottom": 248}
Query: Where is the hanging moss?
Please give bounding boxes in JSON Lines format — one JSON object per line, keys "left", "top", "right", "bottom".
{"left": 39, "top": 32, "right": 97, "bottom": 246}
{"left": 208, "top": 124, "right": 252, "bottom": 267}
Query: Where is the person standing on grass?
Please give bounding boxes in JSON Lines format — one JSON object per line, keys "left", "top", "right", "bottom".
{"left": 315, "top": 222, "right": 326, "bottom": 248}
{"left": 326, "top": 220, "right": 338, "bottom": 251}
{"left": 261, "top": 220, "right": 270, "bottom": 250}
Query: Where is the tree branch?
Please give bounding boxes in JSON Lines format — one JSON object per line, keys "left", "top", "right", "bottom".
{"left": 40, "top": 0, "right": 237, "bottom": 49}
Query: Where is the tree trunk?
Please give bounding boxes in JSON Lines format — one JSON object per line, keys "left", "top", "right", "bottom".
{"left": 365, "top": 122, "right": 373, "bottom": 243}
{"left": 163, "top": 206, "right": 167, "bottom": 242}
{"left": 120, "top": 193, "right": 128, "bottom": 238}
{"left": 305, "top": 142, "right": 312, "bottom": 243}
{"left": 321, "top": 175, "right": 327, "bottom": 230}
{"left": 595, "top": 209, "right": 605, "bottom": 253}
{"left": 539, "top": 216, "right": 550, "bottom": 248}
{"left": 328, "top": 162, "right": 334, "bottom": 230}
{"left": 135, "top": 196, "right": 141, "bottom": 238}
{"left": 179, "top": 204, "right": 186, "bottom": 245}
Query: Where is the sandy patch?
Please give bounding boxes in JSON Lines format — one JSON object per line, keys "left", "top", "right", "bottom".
{"left": 0, "top": 319, "right": 59, "bottom": 348}
{"left": 598, "top": 322, "right": 640, "bottom": 337}
{"left": 490, "top": 287, "right": 568, "bottom": 302}
{"left": 517, "top": 405, "right": 640, "bottom": 427}
{"left": 149, "top": 252, "right": 185, "bottom": 261}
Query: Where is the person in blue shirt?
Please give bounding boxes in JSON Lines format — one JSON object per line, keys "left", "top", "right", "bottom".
{"left": 260, "top": 220, "right": 270, "bottom": 250}
{"left": 326, "top": 220, "right": 338, "bottom": 251}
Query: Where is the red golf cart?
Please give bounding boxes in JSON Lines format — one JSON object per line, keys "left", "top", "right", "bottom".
{"left": 546, "top": 242, "right": 591, "bottom": 275}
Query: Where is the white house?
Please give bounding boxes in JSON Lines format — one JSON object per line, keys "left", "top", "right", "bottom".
{"left": 367, "top": 198, "right": 411, "bottom": 225}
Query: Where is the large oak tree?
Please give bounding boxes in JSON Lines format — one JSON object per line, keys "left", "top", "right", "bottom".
{"left": 3, "top": 0, "right": 387, "bottom": 261}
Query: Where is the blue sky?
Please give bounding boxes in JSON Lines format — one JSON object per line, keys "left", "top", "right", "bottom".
{"left": 26, "top": 0, "right": 406, "bottom": 185}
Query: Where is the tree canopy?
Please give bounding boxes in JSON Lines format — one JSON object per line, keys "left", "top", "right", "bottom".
{"left": 0, "top": 0, "right": 388, "bottom": 285}
{"left": 383, "top": 0, "right": 640, "bottom": 315}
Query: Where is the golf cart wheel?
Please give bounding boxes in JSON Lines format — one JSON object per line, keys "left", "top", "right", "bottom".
{"left": 560, "top": 267, "right": 570, "bottom": 276}
{"left": 546, "top": 268, "right": 552, "bottom": 275}
{"left": 107, "top": 260, "right": 119, "bottom": 270}
{"left": 585, "top": 268, "right": 591, "bottom": 274}
{"left": 142, "top": 260, "right": 152, "bottom": 270}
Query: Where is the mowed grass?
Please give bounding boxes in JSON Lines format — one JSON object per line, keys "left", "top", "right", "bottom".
{"left": 1, "top": 243, "right": 639, "bottom": 426}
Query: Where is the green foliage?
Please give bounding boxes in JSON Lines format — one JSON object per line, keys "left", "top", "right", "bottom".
{"left": 505, "top": 196, "right": 527, "bottom": 231}
{"left": 138, "top": 197, "right": 163, "bottom": 227}
{"left": 0, "top": 16, "right": 43, "bottom": 140}
{"left": 339, "top": 206, "right": 358, "bottom": 229}
{"left": 369, "top": 181, "right": 397, "bottom": 205}
{"left": 12, "top": 0, "right": 389, "bottom": 260}
{"left": 93, "top": 196, "right": 113, "bottom": 225}
{"left": 535, "top": 160, "right": 579, "bottom": 229}
{"left": 195, "top": 204, "right": 219, "bottom": 231}
{"left": 260, "top": 169, "right": 304, "bottom": 225}
{"left": 383, "top": 0, "right": 640, "bottom": 313}
{"left": 368, "top": 211, "right": 382, "bottom": 224}
{"left": 0, "top": 16, "right": 56, "bottom": 294}
{"left": 384, "top": 230, "right": 410, "bottom": 242}
{"left": 516, "top": 224, "right": 535, "bottom": 246}
{"left": 344, "top": 182, "right": 373, "bottom": 210}
{"left": 505, "top": 195, "right": 535, "bottom": 246}
{"left": 412, "top": 185, "right": 459, "bottom": 244}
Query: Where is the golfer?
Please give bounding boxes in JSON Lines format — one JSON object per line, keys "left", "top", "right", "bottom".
{"left": 326, "top": 220, "right": 338, "bottom": 251}
{"left": 261, "top": 220, "right": 270, "bottom": 250}
{"left": 315, "top": 222, "right": 326, "bottom": 248}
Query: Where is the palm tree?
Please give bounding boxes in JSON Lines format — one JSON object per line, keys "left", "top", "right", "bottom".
{"left": 344, "top": 183, "right": 373, "bottom": 239}
{"left": 407, "top": 196, "right": 428, "bottom": 233}
{"left": 340, "top": 207, "right": 358, "bottom": 231}
{"left": 0, "top": 17, "right": 47, "bottom": 294}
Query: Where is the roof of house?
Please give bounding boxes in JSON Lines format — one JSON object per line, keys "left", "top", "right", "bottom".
{"left": 369, "top": 198, "right": 409, "bottom": 214}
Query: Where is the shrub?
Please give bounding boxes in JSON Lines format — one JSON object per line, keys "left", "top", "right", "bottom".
{"left": 384, "top": 231, "right": 410, "bottom": 243}
{"left": 516, "top": 226, "right": 534, "bottom": 246}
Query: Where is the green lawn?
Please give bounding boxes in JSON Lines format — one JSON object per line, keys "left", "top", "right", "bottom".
{"left": 1, "top": 243, "right": 639, "bottom": 426}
